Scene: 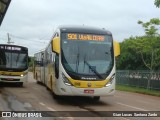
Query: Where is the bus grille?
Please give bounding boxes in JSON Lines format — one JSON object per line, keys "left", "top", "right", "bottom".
{"left": 1, "top": 78, "right": 20, "bottom": 81}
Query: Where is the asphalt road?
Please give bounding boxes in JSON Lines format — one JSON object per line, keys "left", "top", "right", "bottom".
{"left": 0, "top": 72, "right": 160, "bottom": 120}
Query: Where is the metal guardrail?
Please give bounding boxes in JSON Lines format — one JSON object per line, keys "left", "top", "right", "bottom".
{"left": 116, "top": 70, "right": 160, "bottom": 90}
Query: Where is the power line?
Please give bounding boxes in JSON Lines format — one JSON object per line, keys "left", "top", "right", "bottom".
{"left": 9, "top": 34, "right": 49, "bottom": 44}
{"left": 1, "top": 33, "right": 50, "bottom": 45}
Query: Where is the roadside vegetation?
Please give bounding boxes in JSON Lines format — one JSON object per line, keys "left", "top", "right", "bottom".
{"left": 29, "top": 56, "right": 34, "bottom": 72}
{"left": 116, "top": 1, "right": 160, "bottom": 70}
{"left": 116, "top": 85, "right": 160, "bottom": 97}
{"left": 116, "top": 18, "right": 160, "bottom": 70}
{"left": 115, "top": 1, "right": 160, "bottom": 95}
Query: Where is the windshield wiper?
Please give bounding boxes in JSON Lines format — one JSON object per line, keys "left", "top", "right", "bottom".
{"left": 84, "top": 60, "right": 103, "bottom": 79}
{"left": 75, "top": 47, "right": 80, "bottom": 73}
{"left": 16, "top": 53, "right": 20, "bottom": 66}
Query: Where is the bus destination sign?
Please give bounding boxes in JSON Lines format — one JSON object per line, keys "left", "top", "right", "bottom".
{"left": 0, "top": 46, "right": 22, "bottom": 51}
{"left": 67, "top": 33, "right": 105, "bottom": 41}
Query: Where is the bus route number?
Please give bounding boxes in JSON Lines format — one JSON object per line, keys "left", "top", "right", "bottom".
{"left": 68, "top": 34, "right": 77, "bottom": 40}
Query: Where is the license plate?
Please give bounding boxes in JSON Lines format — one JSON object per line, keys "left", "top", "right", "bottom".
{"left": 84, "top": 90, "right": 94, "bottom": 94}
{"left": 7, "top": 78, "right": 14, "bottom": 80}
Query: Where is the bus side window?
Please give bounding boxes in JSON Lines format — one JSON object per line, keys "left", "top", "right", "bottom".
{"left": 0, "top": 51, "right": 6, "bottom": 65}
{"left": 55, "top": 54, "right": 59, "bottom": 79}
{"left": 41, "top": 53, "right": 44, "bottom": 66}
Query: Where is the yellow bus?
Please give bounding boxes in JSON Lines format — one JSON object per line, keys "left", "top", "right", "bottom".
{"left": 0, "top": 44, "right": 29, "bottom": 86}
{"left": 34, "top": 26, "right": 120, "bottom": 100}
{"left": 33, "top": 50, "right": 45, "bottom": 84}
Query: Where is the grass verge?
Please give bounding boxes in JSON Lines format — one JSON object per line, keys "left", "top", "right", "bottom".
{"left": 116, "top": 84, "right": 160, "bottom": 97}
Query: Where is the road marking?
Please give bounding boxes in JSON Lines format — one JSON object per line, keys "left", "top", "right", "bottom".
{"left": 121, "top": 117, "right": 130, "bottom": 120}
{"left": 47, "top": 107, "right": 56, "bottom": 111}
{"left": 135, "top": 100, "right": 149, "bottom": 104}
{"left": 39, "top": 102, "right": 56, "bottom": 111}
{"left": 33, "top": 87, "right": 39, "bottom": 90}
{"left": 115, "top": 96, "right": 150, "bottom": 104}
{"left": 65, "top": 117, "right": 75, "bottom": 120}
{"left": 39, "top": 102, "right": 56, "bottom": 112}
{"left": 116, "top": 102, "right": 148, "bottom": 111}
{"left": 39, "top": 102, "right": 45, "bottom": 106}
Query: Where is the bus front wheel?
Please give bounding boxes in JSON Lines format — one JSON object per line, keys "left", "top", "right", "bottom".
{"left": 53, "top": 93, "right": 60, "bottom": 99}
{"left": 18, "top": 82, "right": 23, "bottom": 87}
{"left": 93, "top": 96, "right": 100, "bottom": 101}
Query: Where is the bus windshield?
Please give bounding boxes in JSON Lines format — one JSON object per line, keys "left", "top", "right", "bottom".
{"left": 0, "top": 50, "right": 28, "bottom": 71}
{"left": 61, "top": 33, "right": 114, "bottom": 80}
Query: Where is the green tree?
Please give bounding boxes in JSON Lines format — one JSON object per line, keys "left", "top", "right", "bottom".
{"left": 155, "top": 0, "right": 160, "bottom": 8}
{"left": 129, "top": 36, "right": 160, "bottom": 70}
{"left": 138, "top": 18, "right": 160, "bottom": 37}
{"left": 132, "top": 18, "right": 160, "bottom": 70}
{"left": 28, "top": 56, "right": 34, "bottom": 71}
{"left": 117, "top": 18, "right": 160, "bottom": 70}
{"left": 117, "top": 37, "right": 146, "bottom": 70}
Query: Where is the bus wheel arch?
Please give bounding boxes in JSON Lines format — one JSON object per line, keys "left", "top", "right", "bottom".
{"left": 36, "top": 73, "right": 38, "bottom": 80}
{"left": 17, "top": 82, "right": 23, "bottom": 87}
{"left": 93, "top": 96, "right": 100, "bottom": 101}
{"left": 50, "top": 75, "right": 60, "bottom": 99}
{"left": 36, "top": 73, "right": 39, "bottom": 84}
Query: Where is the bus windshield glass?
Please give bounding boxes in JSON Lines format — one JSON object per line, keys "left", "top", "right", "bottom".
{"left": 0, "top": 46, "right": 28, "bottom": 71}
{"left": 61, "top": 33, "right": 114, "bottom": 79}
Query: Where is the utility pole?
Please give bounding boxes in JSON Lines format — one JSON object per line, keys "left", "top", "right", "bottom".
{"left": 7, "top": 33, "right": 11, "bottom": 44}
{"left": 7, "top": 33, "right": 14, "bottom": 44}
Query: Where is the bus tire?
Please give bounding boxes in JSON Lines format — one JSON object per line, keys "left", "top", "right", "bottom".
{"left": 53, "top": 93, "right": 60, "bottom": 99}
{"left": 93, "top": 96, "right": 100, "bottom": 101}
{"left": 36, "top": 81, "right": 40, "bottom": 84}
{"left": 36, "top": 73, "right": 38, "bottom": 80}
{"left": 46, "top": 86, "right": 49, "bottom": 91}
{"left": 18, "top": 82, "right": 23, "bottom": 87}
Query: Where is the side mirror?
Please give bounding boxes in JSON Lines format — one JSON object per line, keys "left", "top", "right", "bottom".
{"left": 52, "top": 37, "right": 60, "bottom": 54}
{"left": 113, "top": 40, "right": 120, "bottom": 57}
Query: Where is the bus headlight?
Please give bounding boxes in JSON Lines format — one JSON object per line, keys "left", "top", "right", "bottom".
{"left": 105, "top": 73, "right": 115, "bottom": 87}
{"left": 62, "top": 73, "right": 73, "bottom": 86}
{"left": 20, "top": 74, "right": 24, "bottom": 77}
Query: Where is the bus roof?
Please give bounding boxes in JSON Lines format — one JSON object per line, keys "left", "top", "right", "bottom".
{"left": 0, "top": 44, "right": 28, "bottom": 50}
{"left": 34, "top": 49, "right": 45, "bottom": 55}
{"left": 58, "top": 25, "right": 112, "bottom": 35}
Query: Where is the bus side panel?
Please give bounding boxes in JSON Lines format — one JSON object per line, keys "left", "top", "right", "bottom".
{"left": 40, "top": 66, "right": 45, "bottom": 84}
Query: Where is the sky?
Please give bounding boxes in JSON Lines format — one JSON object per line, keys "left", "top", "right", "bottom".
{"left": 0, "top": 0, "right": 160, "bottom": 56}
